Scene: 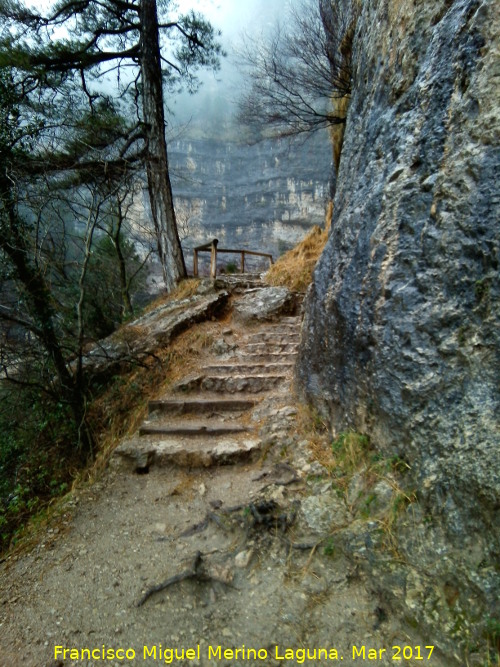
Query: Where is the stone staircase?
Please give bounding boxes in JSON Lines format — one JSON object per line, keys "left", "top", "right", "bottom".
{"left": 114, "top": 286, "right": 302, "bottom": 471}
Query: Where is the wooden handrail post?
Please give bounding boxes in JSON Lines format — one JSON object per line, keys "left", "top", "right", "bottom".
{"left": 210, "top": 238, "right": 219, "bottom": 279}
{"left": 193, "top": 249, "right": 199, "bottom": 277}
{"left": 193, "top": 240, "right": 272, "bottom": 277}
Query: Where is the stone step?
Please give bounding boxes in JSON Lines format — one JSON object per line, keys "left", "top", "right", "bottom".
{"left": 278, "top": 315, "right": 302, "bottom": 329}
{"left": 244, "top": 331, "right": 301, "bottom": 343}
{"left": 213, "top": 275, "right": 265, "bottom": 292}
{"left": 248, "top": 322, "right": 300, "bottom": 332}
{"left": 175, "top": 373, "right": 291, "bottom": 394}
{"left": 148, "top": 397, "right": 257, "bottom": 416}
{"left": 243, "top": 342, "right": 299, "bottom": 354}
{"left": 115, "top": 435, "right": 261, "bottom": 471}
{"left": 236, "top": 353, "right": 298, "bottom": 364}
{"left": 202, "top": 362, "right": 295, "bottom": 376}
{"left": 139, "top": 420, "right": 248, "bottom": 437}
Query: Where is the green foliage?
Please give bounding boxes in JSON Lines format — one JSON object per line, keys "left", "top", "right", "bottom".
{"left": 387, "top": 455, "right": 410, "bottom": 474}
{"left": 474, "top": 277, "right": 492, "bottom": 320}
{"left": 457, "top": 325, "right": 468, "bottom": 347}
{"left": 360, "top": 492, "right": 377, "bottom": 518}
{"left": 0, "top": 385, "right": 76, "bottom": 551}
{"left": 323, "top": 536, "right": 336, "bottom": 557}
{"left": 475, "top": 277, "right": 491, "bottom": 302}
{"left": 331, "top": 431, "right": 371, "bottom": 471}
{"left": 175, "top": 11, "right": 224, "bottom": 88}
{"left": 81, "top": 232, "right": 146, "bottom": 339}
{"left": 225, "top": 261, "right": 238, "bottom": 274}
{"left": 484, "top": 617, "right": 500, "bottom": 659}
{"left": 66, "top": 98, "right": 129, "bottom": 157}
{"left": 0, "top": 0, "right": 224, "bottom": 554}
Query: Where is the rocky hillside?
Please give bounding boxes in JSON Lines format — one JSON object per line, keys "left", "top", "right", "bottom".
{"left": 298, "top": 0, "right": 499, "bottom": 658}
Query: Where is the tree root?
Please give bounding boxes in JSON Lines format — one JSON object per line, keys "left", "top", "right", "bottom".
{"left": 179, "top": 511, "right": 228, "bottom": 538}
{"left": 137, "top": 550, "right": 233, "bottom": 607}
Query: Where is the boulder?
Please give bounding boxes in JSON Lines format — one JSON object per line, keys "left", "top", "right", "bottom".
{"left": 233, "top": 287, "right": 295, "bottom": 323}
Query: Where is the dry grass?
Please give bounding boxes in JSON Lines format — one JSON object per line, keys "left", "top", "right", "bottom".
{"left": 264, "top": 222, "right": 329, "bottom": 292}
{"left": 294, "top": 403, "right": 334, "bottom": 465}
{"left": 5, "top": 315, "right": 222, "bottom": 558}
{"left": 294, "top": 403, "right": 415, "bottom": 529}
{"left": 86, "top": 319, "right": 220, "bottom": 477}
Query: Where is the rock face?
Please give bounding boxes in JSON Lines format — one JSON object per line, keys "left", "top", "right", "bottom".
{"left": 298, "top": 0, "right": 499, "bottom": 651}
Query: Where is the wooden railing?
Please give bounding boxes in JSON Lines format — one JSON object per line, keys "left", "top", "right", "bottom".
{"left": 192, "top": 239, "right": 273, "bottom": 279}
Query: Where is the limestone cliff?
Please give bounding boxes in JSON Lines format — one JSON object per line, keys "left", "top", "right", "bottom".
{"left": 169, "top": 134, "right": 331, "bottom": 262}
{"left": 298, "top": 0, "right": 499, "bottom": 655}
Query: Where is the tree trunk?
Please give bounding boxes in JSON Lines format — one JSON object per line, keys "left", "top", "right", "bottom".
{"left": 113, "top": 198, "right": 134, "bottom": 319}
{"left": 139, "top": 0, "right": 187, "bottom": 291}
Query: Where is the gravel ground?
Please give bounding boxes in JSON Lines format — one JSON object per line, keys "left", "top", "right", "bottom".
{"left": 0, "top": 438, "right": 447, "bottom": 667}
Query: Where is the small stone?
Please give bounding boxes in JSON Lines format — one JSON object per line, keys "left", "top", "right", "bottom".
{"left": 270, "top": 487, "right": 286, "bottom": 503}
{"left": 347, "top": 471, "right": 367, "bottom": 507}
{"left": 372, "top": 480, "right": 394, "bottom": 512}
{"left": 153, "top": 523, "right": 167, "bottom": 533}
{"left": 302, "top": 572, "right": 329, "bottom": 595}
{"left": 235, "top": 549, "right": 253, "bottom": 568}
{"left": 300, "top": 493, "right": 348, "bottom": 533}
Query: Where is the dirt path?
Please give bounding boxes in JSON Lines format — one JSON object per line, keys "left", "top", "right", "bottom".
{"left": 0, "top": 282, "right": 447, "bottom": 667}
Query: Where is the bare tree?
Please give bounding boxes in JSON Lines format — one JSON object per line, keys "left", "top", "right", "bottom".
{"left": 96, "top": 183, "right": 153, "bottom": 321}
{"left": 237, "top": 0, "right": 358, "bottom": 140}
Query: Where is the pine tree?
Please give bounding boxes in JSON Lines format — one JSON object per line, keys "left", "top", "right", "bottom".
{"left": 0, "top": 0, "right": 223, "bottom": 289}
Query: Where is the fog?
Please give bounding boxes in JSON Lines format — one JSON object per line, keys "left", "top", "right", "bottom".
{"left": 30, "top": 0, "right": 295, "bottom": 137}
{"left": 177, "top": 0, "right": 285, "bottom": 35}
{"left": 169, "top": 0, "right": 290, "bottom": 136}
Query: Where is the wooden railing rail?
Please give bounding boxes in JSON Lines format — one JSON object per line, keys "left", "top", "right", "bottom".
{"left": 193, "top": 238, "right": 273, "bottom": 279}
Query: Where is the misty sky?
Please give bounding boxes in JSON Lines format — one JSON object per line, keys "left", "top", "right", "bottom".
{"left": 31, "top": 0, "right": 294, "bottom": 132}
{"left": 171, "top": 0, "right": 289, "bottom": 129}
{"left": 178, "top": 0, "right": 285, "bottom": 35}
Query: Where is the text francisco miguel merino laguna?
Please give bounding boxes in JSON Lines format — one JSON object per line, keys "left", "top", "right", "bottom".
{"left": 54, "top": 643, "right": 435, "bottom": 663}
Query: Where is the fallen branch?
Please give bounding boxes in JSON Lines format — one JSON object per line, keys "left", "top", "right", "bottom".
{"left": 252, "top": 463, "right": 300, "bottom": 488}
{"left": 280, "top": 524, "right": 350, "bottom": 560}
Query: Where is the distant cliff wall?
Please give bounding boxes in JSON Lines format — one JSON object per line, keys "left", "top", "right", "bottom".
{"left": 298, "top": 0, "right": 499, "bottom": 650}
{"left": 169, "top": 134, "right": 331, "bottom": 268}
